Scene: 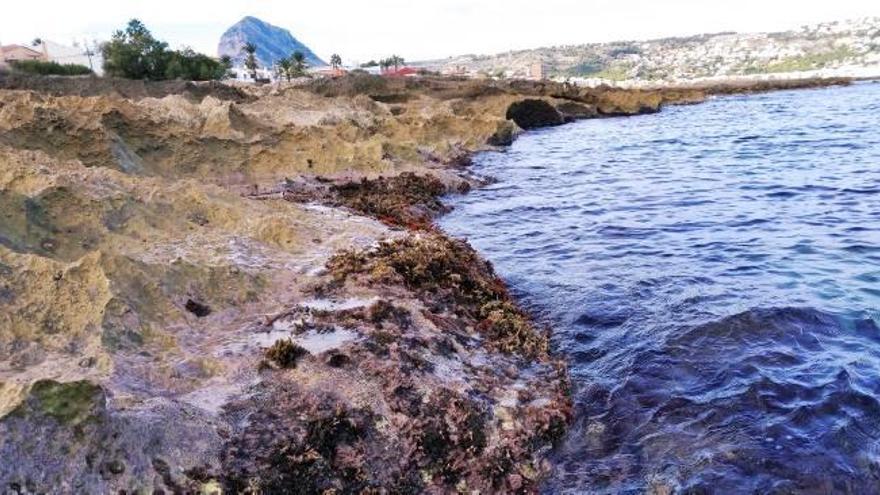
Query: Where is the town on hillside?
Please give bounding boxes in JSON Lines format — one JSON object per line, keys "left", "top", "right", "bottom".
{"left": 3, "top": 16, "right": 880, "bottom": 87}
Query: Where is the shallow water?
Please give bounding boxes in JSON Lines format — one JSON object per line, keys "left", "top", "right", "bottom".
{"left": 440, "top": 83, "right": 880, "bottom": 493}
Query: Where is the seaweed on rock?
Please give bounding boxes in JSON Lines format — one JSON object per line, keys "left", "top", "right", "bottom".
{"left": 330, "top": 172, "right": 456, "bottom": 229}
{"left": 327, "top": 233, "right": 549, "bottom": 358}
{"left": 264, "top": 339, "right": 310, "bottom": 369}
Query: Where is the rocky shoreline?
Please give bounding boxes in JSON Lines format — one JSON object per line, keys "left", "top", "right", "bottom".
{"left": 0, "top": 73, "right": 850, "bottom": 493}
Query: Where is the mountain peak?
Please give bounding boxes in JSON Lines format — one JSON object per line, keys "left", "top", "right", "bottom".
{"left": 217, "top": 16, "right": 326, "bottom": 68}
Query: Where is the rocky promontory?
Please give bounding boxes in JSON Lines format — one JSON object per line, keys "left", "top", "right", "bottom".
{"left": 0, "top": 73, "right": 849, "bottom": 493}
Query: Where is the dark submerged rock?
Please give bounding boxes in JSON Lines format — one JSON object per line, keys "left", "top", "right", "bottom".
{"left": 556, "top": 101, "right": 599, "bottom": 122}
{"left": 505, "top": 99, "right": 564, "bottom": 130}
{"left": 487, "top": 120, "right": 518, "bottom": 146}
{"left": 184, "top": 299, "right": 211, "bottom": 318}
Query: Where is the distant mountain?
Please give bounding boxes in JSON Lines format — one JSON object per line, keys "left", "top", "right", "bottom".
{"left": 217, "top": 16, "right": 325, "bottom": 69}
{"left": 424, "top": 17, "right": 880, "bottom": 82}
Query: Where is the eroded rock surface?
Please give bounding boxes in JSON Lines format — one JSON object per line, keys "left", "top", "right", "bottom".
{"left": 0, "top": 75, "right": 702, "bottom": 493}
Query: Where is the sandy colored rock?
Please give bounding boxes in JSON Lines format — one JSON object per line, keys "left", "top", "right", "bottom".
{"left": 0, "top": 73, "right": 841, "bottom": 492}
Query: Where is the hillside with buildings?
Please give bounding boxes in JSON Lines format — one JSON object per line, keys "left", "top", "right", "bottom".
{"left": 425, "top": 17, "right": 880, "bottom": 83}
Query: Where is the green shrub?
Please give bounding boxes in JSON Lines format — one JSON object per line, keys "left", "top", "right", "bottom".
{"left": 764, "top": 46, "right": 858, "bottom": 73}
{"left": 102, "top": 19, "right": 229, "bottom": 81}
{"left": 163, "top": 49, "right": 229, "bottom": 81}
{"left": 567, "top": 58, "right": 605, "bottom": 76}
{"left": 9, "top": 60, "right": 92, "bottom": 76}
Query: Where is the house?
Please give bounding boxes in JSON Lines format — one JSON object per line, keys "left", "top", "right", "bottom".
{"left": 442, "top": 65, "right": 469, "bottom": 76}
{"left": 0, "top": 44, "right": 47, "bottom": 68}
{"left": 359, "top": 66, "right": 382, "bottom": 75}
{"left": 312, "top": 67, "right": 347, "bottom": 78}
{"left": 381, "top": 66, "right": 418, "bottom": 77}
{"left": 228, "top": 66, "right": 276, "bottom": 83}
{"left": 40, "top": 40, "right": 103, "bottom": 75}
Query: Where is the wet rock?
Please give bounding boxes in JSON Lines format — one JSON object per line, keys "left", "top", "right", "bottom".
{"left": 556, "top": 101, "right": 599, "bottom": 122}
{"left": 368, "top": 300, "right": 412, "bottom": 329}
{"left": 0, "top": 388, "right": 224, "bottom": 493}
{"left": 329, "top": 173, "right": 450, "bottom": 229}
{"left": 265, "top": 339, "right": 309, "bottom": 369}
{"left": 279, "top": 176, "right": 334, "bottom": 203}
{"left": 327, "top": 233, "right": 549, "bottom": 358}
{"left": 100, "top": 299, "right": 145, "bottom": 351}
{"left": 0, "top": 74, "right": 594, "bottom": 492}
{"left": 184, "top": 299, "right": 212, "bottom": 318}
{"left": 505, "top": 99, "right": 564, "bottom": 130}
{"left": 487, "top": 120, "right": 518, "bottom": 147}
{"left": 0, "top": 286, "right": 14, "bottom": 305}
{"left": 325, "top": 351, "right": 351, "bottom": 368}
{"left": 221, "top": 385, "right": 380, "bottom": 494}
{"left": 99, "top": 459, "right": 125, "bottom": 480}
{"left": 19, "top": 380, "right": 103, "bottom": 425}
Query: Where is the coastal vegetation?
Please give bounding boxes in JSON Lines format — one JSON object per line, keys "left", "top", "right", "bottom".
{"left": 243, "top": 42, "right": 258, "bottom": 79}
{"left": 330, "top": 53, "right": 342, "bottom": 69}
{"left": 380, "top": 55, "right": 406, "bottom": 71}
{"left": 762, "top": 46, "right": 859, "bottom": 73}
{"left": 291, "top": 50, "right": 307, "bottom": 75}
{"left": 8, "top": 60, "right": 92, "bottom": 76}
{"left": 275, "top": 50, "right": 310, "bottom": 81}
{"left": 102, "top": 19, "right": 230, "bottom": 81}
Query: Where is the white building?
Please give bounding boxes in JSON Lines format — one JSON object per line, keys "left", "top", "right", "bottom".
{"left": 228, "top": 66, "right": 276, "bottom": 82}
{"left": 43, "top": 40, "right": 103, "bottom": 75}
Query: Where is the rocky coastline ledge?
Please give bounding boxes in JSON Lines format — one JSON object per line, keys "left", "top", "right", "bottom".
{"left": 0, "top": 73, "right": 849, "bottom": 493}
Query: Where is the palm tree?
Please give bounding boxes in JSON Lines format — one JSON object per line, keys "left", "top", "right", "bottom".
{"left": 330, "top": 54, "right": 342, "bottom": 70}
{"left": 291, "top": 51, "right": 307, "bottom": 77}
{"left": 242, "top": 42, "right": 258, "bottom": 80}
{"left": 219, "top": 55, "right": 233, "bottom": 79}
{"left": 276, "top": 57, "right": 293, "bottom": 82}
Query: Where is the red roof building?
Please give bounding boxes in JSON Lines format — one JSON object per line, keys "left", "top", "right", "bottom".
{"left": 381, "top": 67, "right": 418, "bottom": 77}
{"left": 313, "top": 67, "right": 347, "bottom": 78}
{"left": 0, "top": 44, "right": 47, "bottom": 68}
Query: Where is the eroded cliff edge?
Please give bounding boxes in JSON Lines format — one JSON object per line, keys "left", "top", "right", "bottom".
{"left": 0, "top": 74, "right": 847, "bottom": 493}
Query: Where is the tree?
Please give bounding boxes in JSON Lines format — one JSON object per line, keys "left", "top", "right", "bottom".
{"left": 291, "top": 50, "right": 308, "bottom": 77}
{"left": 330, "top": 53, "right": 342, "bottom": 70}
{"left": 378, "top": 55, "right": 405, "bottom": 73}
{"left": 102, "top": 19, "right": 169, "bottom": 79}
{"left": 220, "top": 55, "right": 234, "bottom": 79}
{"left": 101, "top": 19, "right": 226, "bottom": 81}
{"left": 276, "top": 57, "right": 293, "bottom": 82}
{"left": 243, "top": 42, "right": 258, "bottom": 80}
{"left": 164, "top": 48, "right": 227, "bottom": 81}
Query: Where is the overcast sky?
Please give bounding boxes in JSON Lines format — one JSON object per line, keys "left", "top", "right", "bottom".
{"left": 2, "top": 1, "right": 879, "bottom": 63}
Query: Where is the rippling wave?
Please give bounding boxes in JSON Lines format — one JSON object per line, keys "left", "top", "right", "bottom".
{"left": 556, "top": 307, "right": 880, "bottom": 493}
{"left": 440, "top": 83, "right": 880, "bottom": 493}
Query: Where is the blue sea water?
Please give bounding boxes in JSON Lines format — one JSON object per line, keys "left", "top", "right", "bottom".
{"left": 440, "top": 82, "right": 880, "bottom": 493}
